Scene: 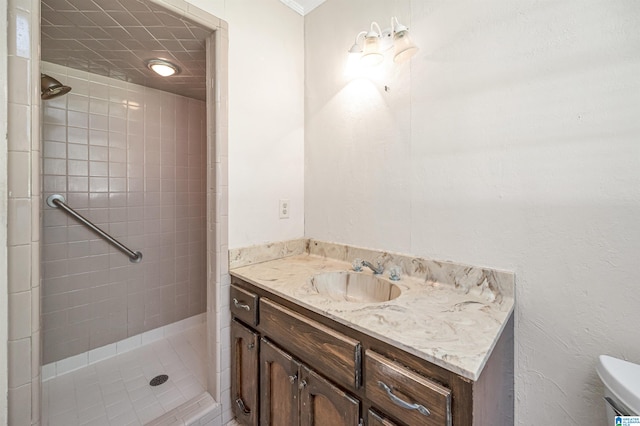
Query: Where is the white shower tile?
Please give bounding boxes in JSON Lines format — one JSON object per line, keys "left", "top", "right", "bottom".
{"left": 68, "top": 111, "right": 88, "bottom": 129}
{"left": 141, "top": 328, "right": 164, "bottom": 345}
{"left": 90, "top": 99, "right": 109, "bottom": 115}
{"left": 49, "top": 410, "right": 80, "bottom": 426}
{"left": 116, "top": 335, "right": 141, "bottom": 354}
{"left": 68, "top": 94, "right": 89, "bottom": 113}
{"left": 68, "top": 127, "right": 89, "bottom": 145}
{"left": 88, "top": 343, "right": 117, "bottom": 364}
{"left": 78, "top": 403, "right": 106, "bottom": 424}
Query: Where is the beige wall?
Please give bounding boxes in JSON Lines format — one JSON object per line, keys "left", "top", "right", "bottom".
{"left": 186, "top": 0, "right": 306, "bottom": 249}
{"left": 40, "top": 62, "right": 207, "bottom": 364}
{"left": 305, "top": 1, "right": 640, "bottom": 424}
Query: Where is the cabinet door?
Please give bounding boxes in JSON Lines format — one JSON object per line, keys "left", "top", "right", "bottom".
{"left": 299, "top": 366, "right": 360, "bottom": 426}
{"left": 231, "top": 320, "right": 259, "bottom": 426}
{"left": 260, "top": 338, "right": 300, "bottom": 426}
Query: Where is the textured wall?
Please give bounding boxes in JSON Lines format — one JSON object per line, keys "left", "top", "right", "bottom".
{"left": 41, "top": 62, "right": 207, "bottom": 364}
{"left": 215, "top": 0, "right": 306, "bottom": 249}
{"left": 305, "top": 1, "right": 640, "bottom": 424}
{"left": 183, "top": 0, "right": 306, "bottom": 250}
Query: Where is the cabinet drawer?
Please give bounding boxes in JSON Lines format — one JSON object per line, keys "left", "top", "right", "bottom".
{"left": 260, "top": 298, "right": 361, "bottom": 389}
{"left": 368, "top": 409, "right": 398, "bottom": 426}
{"left": 231, "top": 284, "right": 258, "bottom": 326}
{"left": 365, "top": 350, "right": 451, "bottom": 426}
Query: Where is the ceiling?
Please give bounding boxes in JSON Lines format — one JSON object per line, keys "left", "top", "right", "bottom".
{"left": 279, "top": 0, "right": 326, "bottom": 15}
{"left": 41, "top": 0, "right": 213, "bottom": 100}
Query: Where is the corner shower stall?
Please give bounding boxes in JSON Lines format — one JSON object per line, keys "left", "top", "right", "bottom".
{"left": 40, "top": 62, "right": 207, "bottom": 364}
{"left": 6, "top": 0, "right": 228, "bottom": 423}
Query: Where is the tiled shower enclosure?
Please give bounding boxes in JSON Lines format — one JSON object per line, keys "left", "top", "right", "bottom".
{"left": 5, "top": 0, "right": 230, "bottom": 423}
{"left": 41, "top": 62, "right": 207, "bottom": 364}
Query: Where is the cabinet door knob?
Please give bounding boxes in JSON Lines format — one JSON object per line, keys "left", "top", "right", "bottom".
{"left": 298, "top": 379, "right": 307, "bottom": 389}
{"left": 247, "top": 343, "right": 255, "bottom": 350}
{"left": 233, "top": 298, "right": 251, "bottom": 311}
{"left": 288, "top": 374, "right": 297, "bottom": 384}
{"left": 378, "top": 381, "right": 431, "bottom": 417}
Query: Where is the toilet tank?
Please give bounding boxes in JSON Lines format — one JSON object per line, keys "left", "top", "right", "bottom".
{"left": 597, "top": 355, "right": 640, "bottom": 419}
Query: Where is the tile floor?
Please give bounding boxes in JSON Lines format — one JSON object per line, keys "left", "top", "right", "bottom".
{"left": 43, "top": 323, "right": 209, "bottom": 425}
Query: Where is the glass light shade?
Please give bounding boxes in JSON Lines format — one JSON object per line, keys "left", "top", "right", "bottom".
{"left": 361, "top": 36, "right": 384, "bottom": 67}
{"left": 150, "top": 63, "right": 176, "bottom": 76}
{"left": 345, "top": 51, "right": 363, "bottom": 77}
{"left": 393, "top": 30, "right": 418, "bottom": 63}
{"left": 146, "top": 59, "right": 180, "bottom": 77}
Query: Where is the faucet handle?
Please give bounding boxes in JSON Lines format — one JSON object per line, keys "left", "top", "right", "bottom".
{"left": 352, "top": 258, "right": 363, "bottom": 272}
{"left": 388, "top": 265, "right": 401, "bottom": 281}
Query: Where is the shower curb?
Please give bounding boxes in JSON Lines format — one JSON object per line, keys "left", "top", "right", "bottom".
{"left": 144, "top": 392, "right": 221, "bottom": 426}
{"left": 42, "top": 313, "right": 206, "bottom": 380}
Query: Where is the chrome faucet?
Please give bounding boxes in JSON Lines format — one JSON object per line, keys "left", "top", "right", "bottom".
{"left": 352, "top": 258, "right": 384, "bottom": 275}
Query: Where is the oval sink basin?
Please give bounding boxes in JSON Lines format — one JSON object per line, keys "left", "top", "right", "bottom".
{"left": 310, "top": 272, "right": 401, "bottom": 303}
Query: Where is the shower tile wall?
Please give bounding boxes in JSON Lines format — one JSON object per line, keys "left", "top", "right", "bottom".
{"left": 41, "top": 61, "right": 207, "bottom": 365}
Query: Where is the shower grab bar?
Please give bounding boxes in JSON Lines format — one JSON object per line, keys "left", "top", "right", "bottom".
{"left": 46, "top": 194, "right": 143, "bottom": 263}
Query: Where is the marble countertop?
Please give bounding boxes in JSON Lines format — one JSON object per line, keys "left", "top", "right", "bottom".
{"left": 230, "top": 247, "right": 514, "bottom": 381}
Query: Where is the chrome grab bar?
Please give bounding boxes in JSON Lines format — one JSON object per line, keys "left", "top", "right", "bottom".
{"left": 46, "top": 194, "right": 142, "bottom": 263}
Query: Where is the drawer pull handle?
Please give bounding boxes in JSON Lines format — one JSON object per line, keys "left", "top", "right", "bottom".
{"left": 378, "top": 381, "right": 431, "bottom": 417}
{"left": 235, "top": 397, "right": 251, "bottom": 416}
{"left": 233, "top": 298, "right": 251, "bottom": 311}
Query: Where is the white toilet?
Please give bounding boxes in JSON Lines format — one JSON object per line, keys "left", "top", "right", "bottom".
{"left": 597, "top": 355, "right": 640, "bottom": 420}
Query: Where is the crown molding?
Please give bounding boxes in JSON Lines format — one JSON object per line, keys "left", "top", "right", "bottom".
{"left": 279, "top": 0, "right": 326, "bottom": 16}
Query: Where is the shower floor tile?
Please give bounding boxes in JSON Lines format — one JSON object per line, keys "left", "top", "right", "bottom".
{"left": 43, "top": 323, "right": 207, "bottom": 426}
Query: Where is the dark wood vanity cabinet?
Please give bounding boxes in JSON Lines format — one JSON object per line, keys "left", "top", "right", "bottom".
{"left": 230, "top": 278, "right": 514, "bottom": 425}
{"left": 260, "top": 338, "right": 360, "bottom": 426}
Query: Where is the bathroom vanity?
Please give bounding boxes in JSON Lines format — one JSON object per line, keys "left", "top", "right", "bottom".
{"left": 229, "top": 240, "right": 514, "bottom": 426}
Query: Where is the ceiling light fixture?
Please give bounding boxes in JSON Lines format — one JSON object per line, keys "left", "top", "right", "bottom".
{"left": 347, "top": 17, "right": 418, "bottom": 67}
{"left": 146, "top": 59, "right": 180, "bottom": 77}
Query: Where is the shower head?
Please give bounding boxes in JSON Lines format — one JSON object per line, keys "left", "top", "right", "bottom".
{"left": 41, "top": 74, "right": 72, "bottom": 100}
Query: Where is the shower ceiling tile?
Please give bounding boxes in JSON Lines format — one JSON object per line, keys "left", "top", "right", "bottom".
{"left": 41, "top": 0, "right": 211, "bottom": 101}
{"left": 44, "top": 0, "right": 75, "bottom": 12}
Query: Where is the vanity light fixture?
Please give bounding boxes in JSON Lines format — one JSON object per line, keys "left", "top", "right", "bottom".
{"left": 146, "top": 58, "right": 181, "bottom": 77}
{"left": 390, "top": 17, "right": 419, "bottom": 63}
{"left": 348, "top": 17, "right": 418, "bottom": 66}
{"left": 361, "top": 22, "right": 385, "bottom": 66}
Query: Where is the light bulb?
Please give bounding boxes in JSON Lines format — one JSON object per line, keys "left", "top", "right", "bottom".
{"left": 146, "top": 59, "right": 180, "bottom": 77}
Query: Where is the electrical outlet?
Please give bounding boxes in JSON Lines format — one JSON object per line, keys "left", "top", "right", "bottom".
{"left": 279, "top": 199, "right": 290, "bottom": 219}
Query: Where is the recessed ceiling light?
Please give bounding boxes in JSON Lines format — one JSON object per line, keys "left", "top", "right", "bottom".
{"left": 146, "top": 59, "right": 180, "bottom": 77}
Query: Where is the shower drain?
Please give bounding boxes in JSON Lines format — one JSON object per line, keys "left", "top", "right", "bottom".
{"left": 149, "top": 374, "right": 169, "bottom": 387}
